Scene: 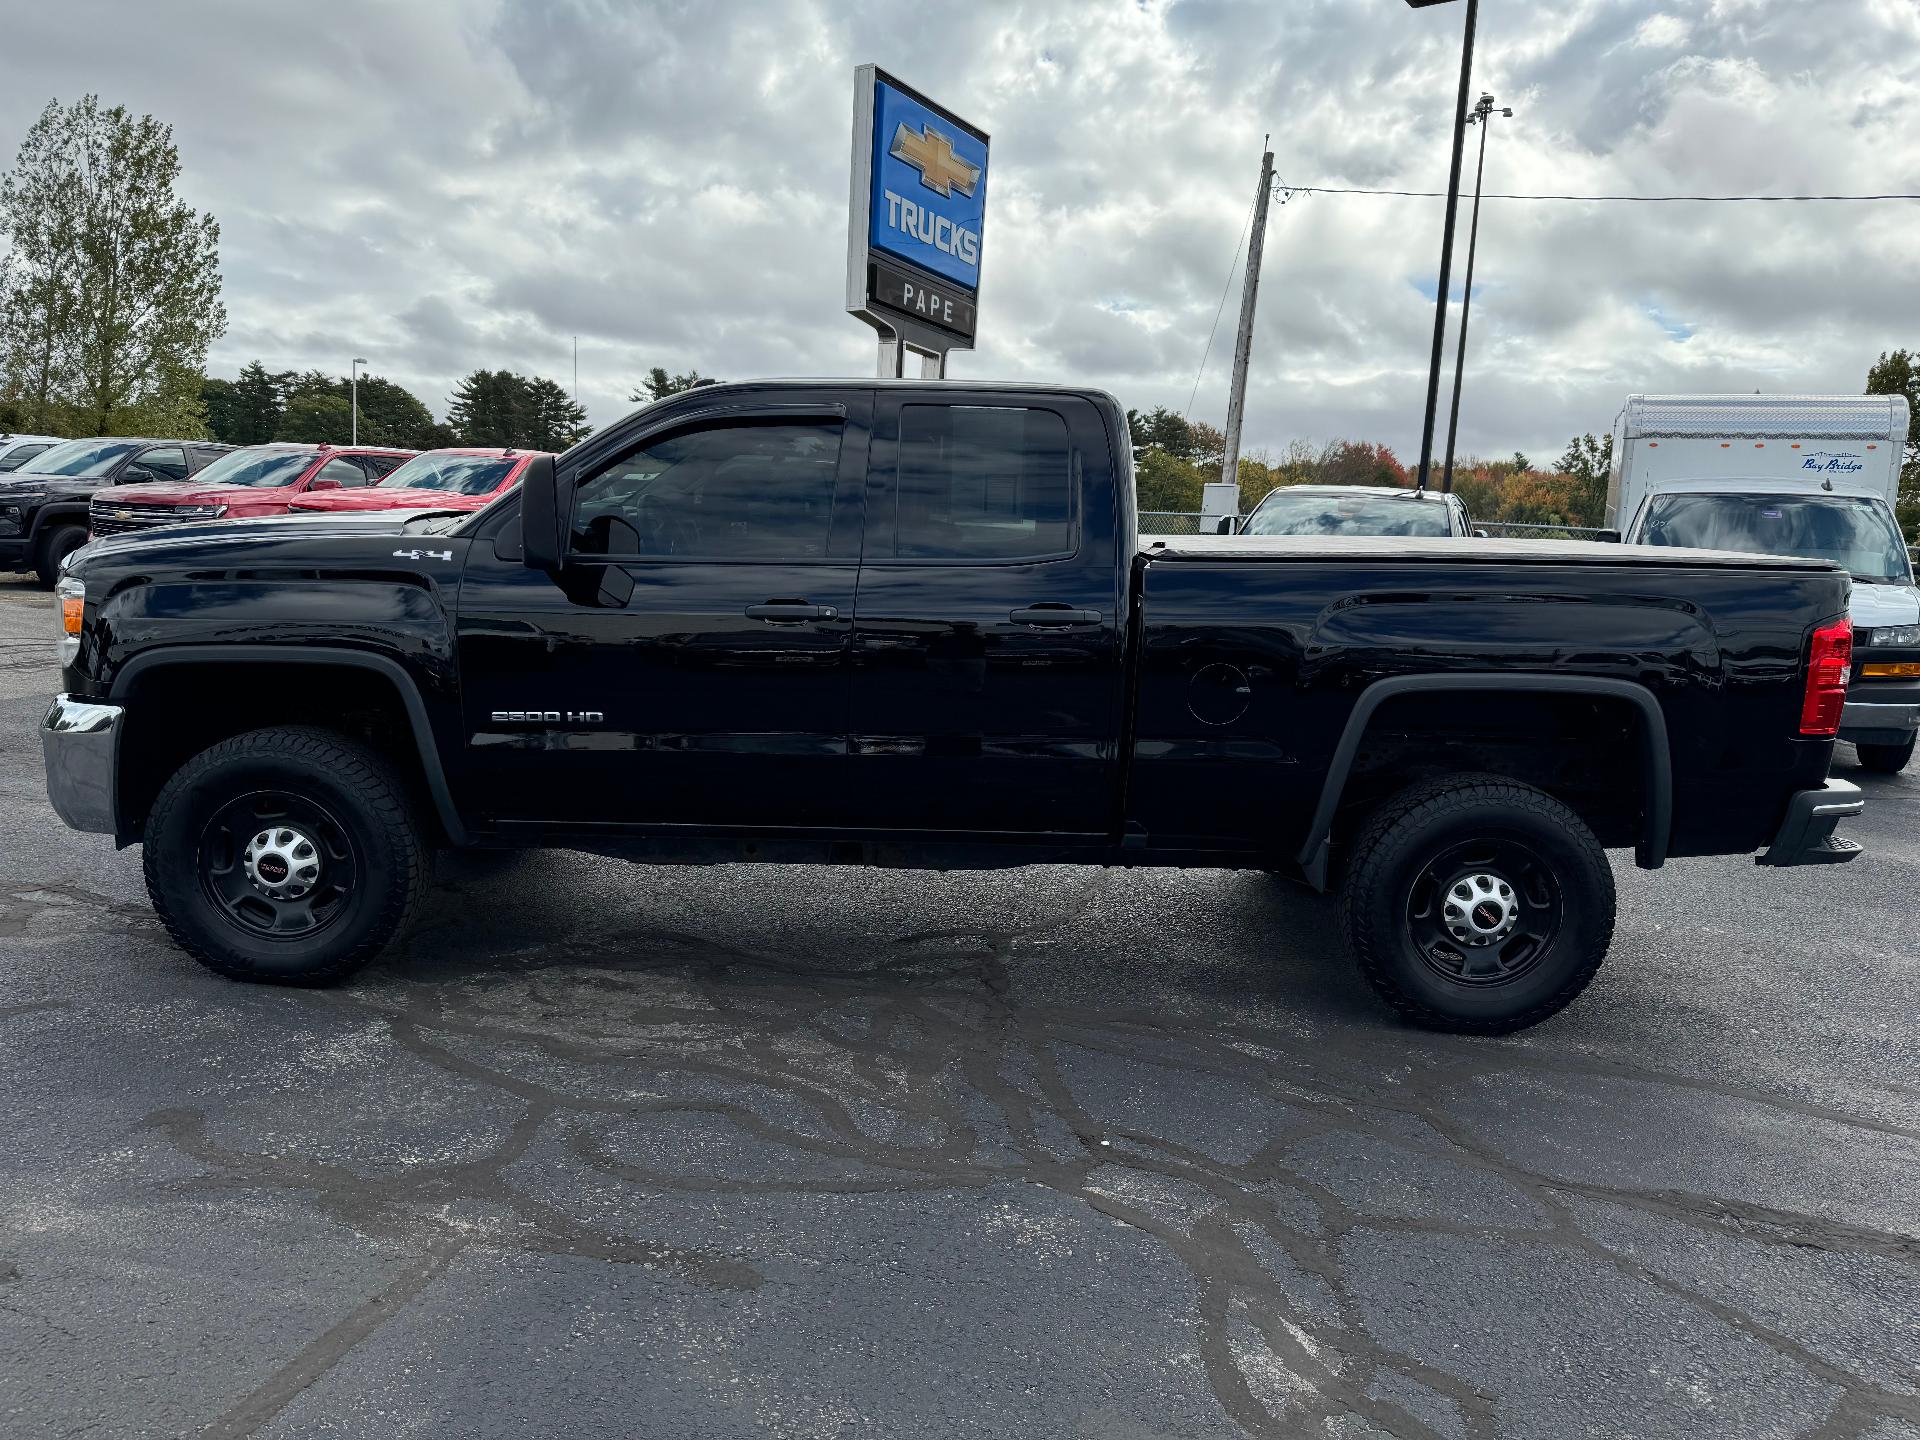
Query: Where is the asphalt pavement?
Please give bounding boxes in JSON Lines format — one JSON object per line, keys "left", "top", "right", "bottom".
{"left": 0, "top": 572, "right": 1914, "bottom": 1440}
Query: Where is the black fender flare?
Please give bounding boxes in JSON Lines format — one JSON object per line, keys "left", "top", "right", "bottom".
{"left": 29, "top": 502, "right": 91, "bottom": 546}
{"left": 110, "top": 645, "right": 470, "bottom": 845}
{"left": 1296, "top": 673, "right": 1672, "bottom": 891}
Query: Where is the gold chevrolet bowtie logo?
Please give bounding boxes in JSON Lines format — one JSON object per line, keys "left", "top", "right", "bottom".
{"left": 890, "top": 122, "right": 980, "bottom": 199}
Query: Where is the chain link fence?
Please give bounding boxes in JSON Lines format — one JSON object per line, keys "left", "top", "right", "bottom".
{"left": 1472, "top": 520, "right": 1617, "bottom": 541}
{"left": 1139, "top": 511, "right": 1236, "bottom": 536}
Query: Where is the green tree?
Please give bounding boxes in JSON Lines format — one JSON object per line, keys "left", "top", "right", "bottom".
{"left": 203, "top": 360, "right": 292, "bottom": 444}
{"left": 1126, "top": 406, "right": 1203, "bottom": 461}
{"left": 449, "top": 369, "right": 588, "bottom": 450}
{"left": 631, "top": 366, "right": 714, "bottom": 404}
{"left": 275, "top": 392, "right": 353, "bottom": 444}
{"left": 1133, "top": 449, "right": 1207, "bottom": 513}
{"left": 1867, "top": 350, "right": 1920, "bottom": 536}
{"left": 0, "top": 96, "right": 224, "bottom": 435}
{"left": 522, "top": 375, "right": 590, "bottom": 450}
{"left": 1554, "top": 432, "right": 1614, "bottom": 527}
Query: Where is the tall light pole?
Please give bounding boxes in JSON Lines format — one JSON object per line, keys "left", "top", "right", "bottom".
{"left": 1404, "top": 0, "right": 1480, "bottom": 492}
{"left": 350, "top": 357, "right": 369, "bottom": 445}
{"left": 1441, "top": 93, "right": 1511, "bottom": 491}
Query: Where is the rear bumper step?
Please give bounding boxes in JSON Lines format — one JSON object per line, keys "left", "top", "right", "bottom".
{"left": 1756, "top": 779, "right": 1864, "bottom": 868}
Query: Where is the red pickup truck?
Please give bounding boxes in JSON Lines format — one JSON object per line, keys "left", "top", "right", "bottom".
{"left": 287, "top": 448, "right": 548, "bottom": 515}
{"left": 88, "top": 444, "right": 415, "bottom": 537}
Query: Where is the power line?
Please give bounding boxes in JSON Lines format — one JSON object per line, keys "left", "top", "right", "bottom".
{"left": 1185, "top": 192, "right": 1257, "bottom": 422}
{"left": 1285, "top": 184, "right": 1920, "bottom": 203}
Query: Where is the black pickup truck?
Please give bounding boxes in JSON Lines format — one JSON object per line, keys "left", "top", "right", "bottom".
{"left": 41, "top": 380, "right": 1864, "bottom": 1031}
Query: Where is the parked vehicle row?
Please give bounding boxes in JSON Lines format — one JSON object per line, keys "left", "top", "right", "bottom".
{"left": 87, "top": 444, "right": 415, "bottom": 538}
{"left": 0, "top": 437, "right": 235, "bottom": 584}
{"left": 42, "top": 380, "right": 1863, "bottom": 1035}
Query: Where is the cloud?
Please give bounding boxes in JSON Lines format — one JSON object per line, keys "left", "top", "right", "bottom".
{"left": 1, "top": 0, "right": 1914, "bottom": 466}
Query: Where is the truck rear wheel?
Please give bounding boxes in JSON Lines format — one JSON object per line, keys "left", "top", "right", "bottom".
{"left": 1855, "top": 737, "right": 1915, "bottom": 774}
{"left": 1340, "top": 775, "right": 1614, "bottom": 1033}
{"left": 143, "top": 727, "right": 425, "bottom": 985}
{"left": 33, "top": 524, "right": 86, "bottom": 587}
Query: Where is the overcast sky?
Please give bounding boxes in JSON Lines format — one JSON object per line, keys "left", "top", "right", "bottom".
{"left": 4, "top": 0, "right": 1915, "bottom": 465}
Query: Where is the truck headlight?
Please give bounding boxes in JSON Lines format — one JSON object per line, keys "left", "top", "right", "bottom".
{"left": 1863, "top": 625, "right": 1920, "bottom": 647}
{"left": 55, "top": 575, "right": 83, "bottom": 666}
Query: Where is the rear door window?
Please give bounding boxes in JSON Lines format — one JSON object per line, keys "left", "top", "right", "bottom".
{"left": 137, "top": 445, "right": 188, "bottom": 480}
{"left": 879, "top": 405, "right": 1074, "bottom": 560}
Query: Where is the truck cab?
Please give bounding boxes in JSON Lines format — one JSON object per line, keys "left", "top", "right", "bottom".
{"left": 1609, "top": 393, "right": 1918, "bottom": 770}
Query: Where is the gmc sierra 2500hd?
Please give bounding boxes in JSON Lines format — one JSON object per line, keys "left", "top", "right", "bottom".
{"left": 42, "top": 381, "right": 1864, "bottom": 1031}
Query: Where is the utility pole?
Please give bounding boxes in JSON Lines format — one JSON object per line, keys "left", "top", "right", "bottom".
{"left": 1410, "top": 0, "right": 1481, "bottom": 491}
{"left": 572, "top": 336, "right": 578, "bottom": 407}
{"left": 1441, "top": 93, "right": 1510, "bottom": 491}
{"left": 1219, "top": 142, "right": 1276, "bottom": 512}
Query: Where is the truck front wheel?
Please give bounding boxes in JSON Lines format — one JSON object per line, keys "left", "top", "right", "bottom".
{"left": 143, "top": 727, "right": 426, "bottom": 985}
{"left": 33, "top": 524, "right": 86, "bottom": 587}
{"left": 1340, "top": 775, "right": 1614, "bottom": 1033}
{"left": 1855, "top": 737, "right": 1915, "bottom": 774}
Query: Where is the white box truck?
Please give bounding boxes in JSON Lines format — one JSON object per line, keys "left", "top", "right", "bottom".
{"left": 1609, "top": 393, "right": 1920, "bottom": 771}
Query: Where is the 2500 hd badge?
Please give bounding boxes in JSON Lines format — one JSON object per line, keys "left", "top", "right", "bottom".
{"left": 492, "top": 710, "right": 605, "bottom": 723}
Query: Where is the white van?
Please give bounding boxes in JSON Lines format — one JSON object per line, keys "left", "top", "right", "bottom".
{"left": 1608, "top": 393, "right": 1918, "bottom": 771}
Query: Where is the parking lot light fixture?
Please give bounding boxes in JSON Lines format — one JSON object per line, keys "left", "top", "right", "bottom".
{"left": 1404, "top": 0, "right": 1480, "bottom": 492}
{"left": 351, "top": 357, "right": 370, "bottom": 445}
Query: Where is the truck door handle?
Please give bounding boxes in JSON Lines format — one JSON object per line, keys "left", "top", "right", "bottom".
{"left": 745, "top": 601, "right": 837, "bottom": 623}
{"left": 1009, "top": 605, "right": 1102, "bottom": 627}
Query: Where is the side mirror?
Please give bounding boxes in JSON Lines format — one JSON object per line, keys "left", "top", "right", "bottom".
{"left": 1472, "top": 527, "right": 1490, "bottom": 538}
{"left": 308, "top": 477, "right": 342, "bottom": 491}
{"left": 520, "top": 455, "right": 564, "bottom": 571}
{"left": 1596, "top": 528, "right": 1623, "bottom": 544}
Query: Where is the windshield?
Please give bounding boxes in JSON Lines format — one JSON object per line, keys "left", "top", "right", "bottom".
{"left": 182, "top": 448, "right": 315, "bottom": 488}
{"left": 0, "top": 443, "right": 54, "bottom": 472}
{"left": 1243, "top": 490, "right": 1454, "bottom": 538}
{"left": 14, "top": 438, "right": 140, "bottom": 478}
{"left": 1640, "top": 493, "right": 1912, "bottom": 584}
{"left": 378, "top": 454, "right": 517, "bottom": 496}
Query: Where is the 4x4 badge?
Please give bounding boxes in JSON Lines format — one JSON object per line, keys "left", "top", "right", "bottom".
{"left": 393, "top": 549, "right": 453, "bottom": 561}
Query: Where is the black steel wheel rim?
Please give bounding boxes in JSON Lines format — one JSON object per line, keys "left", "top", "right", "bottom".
{"left": 197, "top": 789, "right": 357, "bottom": 941}
{"left": 1405, "top": 835, "right": 1563, "bottom": 988}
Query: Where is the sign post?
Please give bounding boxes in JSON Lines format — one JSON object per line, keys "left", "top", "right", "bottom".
{"left": 847, "top": 65, "right": 990, "bottom": 378}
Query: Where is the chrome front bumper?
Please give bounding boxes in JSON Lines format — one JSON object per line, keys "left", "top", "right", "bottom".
{"left": 41, "top": 694, "right": 123, "bottom": 835}
{"left": 1840, "top": 699, "right": 1920, "bottom": 747}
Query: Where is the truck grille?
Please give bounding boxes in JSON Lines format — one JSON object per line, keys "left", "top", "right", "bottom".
{"left": 89, "top": 501, "right": 193, "bottom": 536}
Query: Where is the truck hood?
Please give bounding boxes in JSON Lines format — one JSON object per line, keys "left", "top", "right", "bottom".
{"left": 91, "top": 480, "right": 284, "bottom": 506}
{"left": 289, "top": 487, "right": 493, "bottom": 513}
{"left": 1849, "top": 581, "right": 1920, "bottom": 629}
{"left": 71, "top": 507, "right": 466, "bottom": 565}
{"left": 0, "top": 470, "right": 104, "bottom": 500}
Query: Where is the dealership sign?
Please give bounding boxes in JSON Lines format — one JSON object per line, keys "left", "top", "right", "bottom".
{"left": 847, "top": 65, "right": 989, "bottom": 353}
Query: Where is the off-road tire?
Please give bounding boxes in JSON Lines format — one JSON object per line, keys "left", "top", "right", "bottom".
{"left": 1340, "top": 774, "right": 1614, "bottom": 1033}
{"left": 1855, "top": 737, "right": 1915, "bottom": 774}
{"left": 33, "top": 524, "right": 86, "bottom": 587}
{"left": 144, "top": 727, "right": 425, "bottom": 985}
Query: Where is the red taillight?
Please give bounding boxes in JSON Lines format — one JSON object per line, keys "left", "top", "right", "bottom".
{"left": 1800, "top": 618, "right": 1852, "bottom": 737}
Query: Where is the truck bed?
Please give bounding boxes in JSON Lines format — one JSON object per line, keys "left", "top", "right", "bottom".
{"left": 1138, "top": 533, "right": 1846, "bottom": 573}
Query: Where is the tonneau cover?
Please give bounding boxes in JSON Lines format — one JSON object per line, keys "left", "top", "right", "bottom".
{"left": 1139, "top": 532, "right": 1843, "bottom": 574}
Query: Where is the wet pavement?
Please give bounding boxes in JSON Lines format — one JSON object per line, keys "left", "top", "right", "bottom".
{"left": 0, "top": 574, "right": 1914, "bottom": 1439}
